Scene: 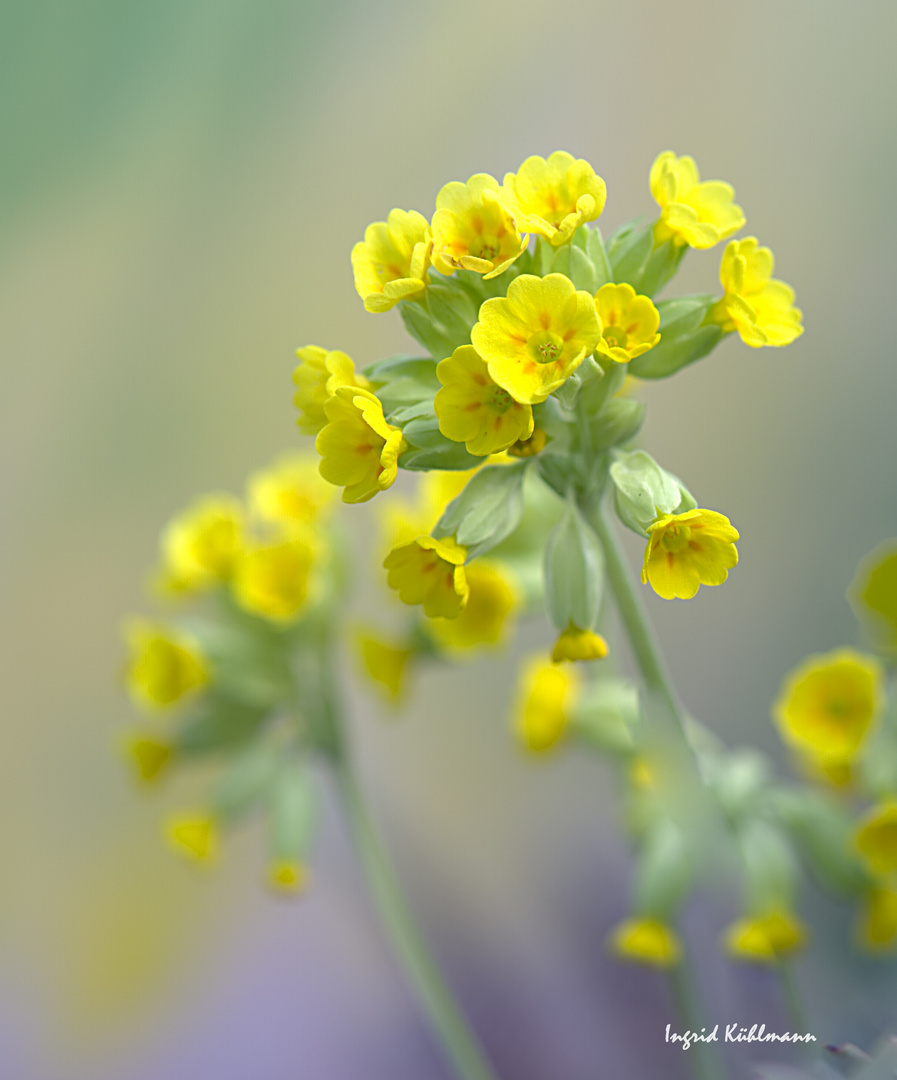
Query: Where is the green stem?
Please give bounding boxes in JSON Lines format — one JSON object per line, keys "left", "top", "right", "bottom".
{"left": 333, "top": 756, "right": 500, "bottom": 1080}
{"left": 778, "top": 962, "right": 815, "bottom": 1054}
{"left": 586, "top": 494, "right": 689, "bottom": 740}
{"left": 667, "top": 962, "right": 727, "bottom": 1080}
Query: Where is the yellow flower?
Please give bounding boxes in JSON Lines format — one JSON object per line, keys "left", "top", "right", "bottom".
{"left": 515, "top": 657, "right": 580, "bottom": 752}
{"left": 315, "top": 386, "right": 406, "bottom": 503}
{"left": 502, "top": 151, "right": 606, "bottom": 246}
{"left": 851, "top": 542, "right": 897, "bottom": 650}
{"left": 856, "top": 802, "right": 897, "bottom": 877}
{"left": 383, "top": 535, "right": 469, "bottom": 619}
{"left": 122, "top": 736, "right": 173, "bottom": 783}
{"left": 159, "top": 494, "right": 244, "bottom": 593}
{"left": 351, "top": 209, "right": 431, "bottom": 312}
{"left": 231, "top": 534, "right": 315, "bottom": 623}
{"left": 166, "top": 815, "right": 217, "bottom": 863}
{"left": 268, "top": 859, "right": 309, "bottom": 894}
{"left": 608, "top": 917, "right": 682, "bottom": 967}
{"left": 650, "top": 151, "right": 745, "bottom": 249}
{"left": 125, "top": 620, "right": 210, "bottom": 711}
{"left": 435, "top": 345, "right": 534, "bottom": 455}
{"left": 641, "top": 508, "right": 739, "bottom": 600}
{"left": 428, "top": 561, "right": 517, "bottom": 651}
{"left": 471, "top": 273, "right": 601, "bottom": 405}
{"left": 551, "top": 626, "right": 608, "bottom": 663}
{"left": 357, "top": 631, "right": 413, "bottom": 701}
{"left": 247, "top": 453, "right": 335, "bottom": 530}
{"left": 430, "top": 173, "right": 528, "bottom": 279}
{"left": 723, "top": 910, "right": 807, "bottom": 963}
{"left": 858, "top": 887, "right": 897, "bottom": 950}
{"left": 593, "top": 283, "right": 661, "bottom": 364}
{"left": 773, "top": 648, "right": 882, "bottom": 771}
{"left": 710, "top": 238, "right": 803, "bottom": 348}
{"left": 293, "top": 346, "right": 370, "bottom": 436}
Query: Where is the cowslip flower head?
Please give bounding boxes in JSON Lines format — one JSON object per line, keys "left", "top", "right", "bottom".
{"left": 231, "top": 535, "right": 315, "bottom": 623}
{"left": 650, "top": 151, "right": 745, "bottom": 249}
{"left": 608, "top": 917, "right": 682, "bottom": 967}
{"left": 351, "top": 209, "right": 431, "bottom": 313}
{"left": 435, "top": 345, "right": 534, "bottom": 455}
{"left": 515, "top": 657, "right": 580, "bottom": 752}
{"left": 357, "top": 631, "right": 413, "bottom": 702}
{"left": 593, "top": 283, "right": 661, "bottom": 364}
{"left": 855, "top": 802, "right": 897, "bottom": 877}
{"left": 851, "top": 542, "right": 897, "bottom": 650}
{"left": 428, "top": 561, "right": 517, "bottom": 651}
{"left": 501, "top": 151, "right": 606, "bottom": 247}
{"left": 773, "top": 648, "right": 882, "bottom": 771}
{"left": 315, "top": 386, "right": 406, "bottom": 503}
{"left": 247, "top": 453, "right": 335, "bottom": 530}
{"left": 293, "top": 346, "right": 370, "bottom": 436}
{"left": 641, "top": 508, "right": 739, "bottom": 600}
{"left": 471, "top": 273, "right": 602, "bottom": 405}
{"left": 125, "top": 620, "right": 210, "bottom": 711}
{"left": 159, "top": 494, "right": 244, "bottom": 593}
{"left": 383, "top": 535, "right": 469, "bottom": 619}
{"left": 166, "top": 815, "right": 217, "bottom": 863}
{"left": 723, "top": 909, "right": 807, "bottom": 963}
{"left": 551, "top": 626, "right": 608, "bottom": 663}
{"left": 858, "top": 887, "right": 897, "bottom": 950}
{"left": 430, "top": 173, "right": 527, "bottom": 279}
{"left": 711, "top": 238, "right": 803, "bottom": 347}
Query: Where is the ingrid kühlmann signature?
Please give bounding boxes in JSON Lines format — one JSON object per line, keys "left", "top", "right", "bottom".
{"left": 666, "top": 1023, "right": 817, "bottom": 1050}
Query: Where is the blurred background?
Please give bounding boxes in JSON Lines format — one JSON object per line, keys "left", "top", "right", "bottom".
{"left": 3, "top": 0, "right": 897, "bottom": 1077}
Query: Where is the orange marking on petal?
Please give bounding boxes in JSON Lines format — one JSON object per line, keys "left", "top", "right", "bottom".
{"left": 464, "top": 402, "right": 482, "bottom": 412}
{"left": 471, "top": 374, "right": 488, "bottom": 386}
{"left": 539, "top": 312, "right": 551, "bottom": 330}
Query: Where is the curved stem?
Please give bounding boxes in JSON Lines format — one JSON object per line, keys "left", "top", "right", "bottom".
{"left": 333, "top": 756, "right": 500, "bottom": 1080}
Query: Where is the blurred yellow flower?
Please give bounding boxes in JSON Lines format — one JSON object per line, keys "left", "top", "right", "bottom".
{"left": 268, "top": 859, "right": 309, "bottom": 894}
{"left": 723, "top": 909, "right": 806, "bottom": 963}
{"left": 650, "top": 151, "right": 745, "bottom": 249}
{"left": 641, "top": 508, "right": 739, "bottom": 600}
{"left": 502, "top": 151, "right": 606, "bottom": 246}
{"left": 773, "top": 648, "right": 882, "bottom": 772}
{"left": 351, "top": 209, "right": 431, "bottom": 312}
{"left": 293, "top": 345, "right": 370, "bottom": 435}
{"left": 125, "top": 619, "right": 210, "bottom": 711}
{"left": 710, "top": 237, "right": 803, "bottom": 348}
{"left": 856, "top": 801, "right": 897, "bottom": 877}
{"left": 850, "top": 541, "right": 897, "bottom": 650}
{"left": 122, "top": 735, "right": 173, "bottom": 783}
{"left": 858, "top": 887, "right": 897, "bottom": 950}
{"left": 435, "top": 345, "right": 534, "bottom": 455}
{"left": 430, "top": 173, "right": 527, "bottom": 278}
{"left": 428, "top": 560, "right": 517, "bottom": 651}
{"left": 247, "top": 453, "right": 335, "bottom": 530}
{"left": 608, "top": 917, "right": 682, "bottom": 967}
{"left": 166, "top": 815, "right": 217, "bottom": 863}
{"left": 515, "top": 658, "right": 579, "bottom": 752}
{"left": 231, "top": 535, "right": 315, "bottom": 623}
{"left": 316, "top": 386, "right": 406, "bottom": 503}
{"left": 471, "top": 273, "right": 601, "bottom": 405}
{"left": 593, "top": 283, "right": 661, "bottom": 364}
{"left": 383, "top": 535, "right": 469, "bottom": 619}
{"left": 357, "top": 630, "right": 413, "bottom": 702}
{"left": 159, "top": 494, "right": 244, "bottom": 593}
{"left": 551, "top": 626, "right": 608, "bottom": 663}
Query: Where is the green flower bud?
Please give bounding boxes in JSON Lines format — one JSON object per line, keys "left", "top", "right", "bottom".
{"left": 610, "top": 449, "right": 695, "bottom": 535}
{"left": 211, "top": 740, "right": 279, "bottom": 822}
{"left": 433, "top": 461, "right": 528, "bottom": 559}
{"left": 634, "top": 820, "right": 691, "bottom": 919}
{"left": 544, "top": 501, "right": 604, "bottom": 633}
{"left": 627, "top": 296, "right": 720, "bottom": 379}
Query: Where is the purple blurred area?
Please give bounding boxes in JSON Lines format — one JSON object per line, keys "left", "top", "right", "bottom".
{"left": 3, "top": 1, "right": 897, "bottom": 1077}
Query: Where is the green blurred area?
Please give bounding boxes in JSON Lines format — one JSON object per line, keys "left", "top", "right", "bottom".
{"left": 3, "top": 1, "right": 897, "bottom": 1076}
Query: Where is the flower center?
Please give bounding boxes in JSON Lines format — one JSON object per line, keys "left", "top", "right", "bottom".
{"left": 660, "top": 525, "right": 692, "bottom": 554}
{"left": 527, "top": 329, "right": 564, "bottom": 365}
{"left": 471, "top": 234, "right": 501, "bottom": 262}
{"left": 603, "top": 323, "right": 629, "bottom": 349}
{"left": 488, "top": 385, "right": 514, "bottom": 415}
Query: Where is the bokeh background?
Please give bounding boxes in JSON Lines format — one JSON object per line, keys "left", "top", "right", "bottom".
{"left": 3, "top": 1, "right": 897, "bottom": 1077}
